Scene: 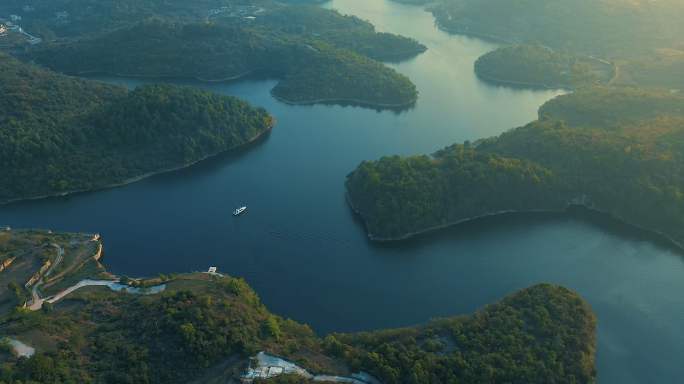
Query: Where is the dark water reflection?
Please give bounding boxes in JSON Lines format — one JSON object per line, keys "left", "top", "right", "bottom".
{"left": 1, "top": 0, "right": 683, "bottom": 383}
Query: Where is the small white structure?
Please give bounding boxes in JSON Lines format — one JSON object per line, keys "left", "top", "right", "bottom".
{"left": 245, "top": 16, "right": 256, "bottom": 20}
{"left": 205, "top": 267, "right": 223, "bottom": 277}
{"left": 1, "top": 339, "right": 35, "bottom": 358}
{"left": 9, "top": 15, "right": 21, "bottom": 22}
{"left": 56, "top": 11, "right": 69, "bottom": 19}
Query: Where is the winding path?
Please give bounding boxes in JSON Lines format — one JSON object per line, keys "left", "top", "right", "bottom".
{"left": 28, "top": 243, "right": 63, "bottom": 310}
{"left": 28, "top": 279, "right": 166, "bottom": 311}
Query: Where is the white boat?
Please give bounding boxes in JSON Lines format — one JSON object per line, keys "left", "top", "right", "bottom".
{"left": 233, "top": 206, "right": 246, "bottom": 216}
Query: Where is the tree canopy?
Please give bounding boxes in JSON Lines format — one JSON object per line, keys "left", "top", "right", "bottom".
{"left": 0, "top": 54, "right": 273, "bottom": 202}
{"left": 0, "top": 275, "right": 596, "bottom": 384}
{"left": 475, "top": 45, "right": 598, "bottom": 87}
{"left": 346, "top": 88, "right": 684, "bottom": 244}
{"left": 18, "top": 2, "right": 424, "bottom": 106}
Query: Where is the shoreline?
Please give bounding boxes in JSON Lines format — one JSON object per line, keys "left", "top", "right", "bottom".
{"left": 371, "top": 47, "right": 428, "bottom": 60}
{"left": 346, "top": 193, "right": 684, "bottom": 249}
{"left": 270, "top": 89, "right": 419, "bottom": 107}
{"left": 67, "top": 68, "right": 419, "bottom": 108}
{"left": 0, "top": 119, "right": 275, "bottom": 205}
{"left": 474, "top": 67, "right": 575, "bottom": 91}
{"left": 434, "top": 23, "right": 519, "bottom": 46}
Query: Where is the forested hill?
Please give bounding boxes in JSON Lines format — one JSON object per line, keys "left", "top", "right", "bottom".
{"left": 0, "top": 54, "right": 273, "bottom": 202}
{"left": 345, "top": 149, "right": 564, "bottom": 240}
{"left": 346, "top": 88, "right": 684, "bottom": 244}
{"left": 538, "top": 87, "right": 684, "bottom": 127}
{"left": 0, "top": 270, "right": 596, "bottom": 383}
{"left": 18, "top": 3, "right": 424, "bottom": 106}
{"left": 430, "top": 0, "right": 684, "bottom": 88}
{"left": 474, "top": 45, "right": 599, "bottom": 87}
{"left": 334, "top": 283, "right": 597, "bottom": 384}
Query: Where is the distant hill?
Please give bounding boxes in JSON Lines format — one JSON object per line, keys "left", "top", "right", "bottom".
{"left": 17, "top": 2, "right": 425, "bottom": 106}
{"left": 430, "top": 0, "right": 684, "bottom": 88}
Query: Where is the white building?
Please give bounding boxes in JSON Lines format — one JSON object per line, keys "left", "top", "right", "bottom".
{"left": 56, "top": 12, "right": 70, "bottom": 19}
{"left": 10, "top": 15, "right": 21, "bottom": 22}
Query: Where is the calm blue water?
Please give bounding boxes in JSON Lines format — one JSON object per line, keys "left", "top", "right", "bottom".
{"left": 1, "top": 0, "right": 683, "bottom": 382}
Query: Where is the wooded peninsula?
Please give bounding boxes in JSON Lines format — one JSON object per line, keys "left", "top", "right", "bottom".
{"left": 0, "top": 54, "right": 274, "bottom": 203}
{"left": 474, "top": 45, "right": 601, "bottom": 88}
{"left": 0, "top": 230, "right": 597, "bottom": 383}
{"left": 346, "top": 87, "right": 684, "bottom": 245}
{"left": 430, "top": 0, "right": 684, "bottom": 88}
{"left": 10, "top": 1, "right": 424, "bottom": 106}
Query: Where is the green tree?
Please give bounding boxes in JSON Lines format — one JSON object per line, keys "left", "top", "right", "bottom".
{"left": 41, "top": 301, "right": 53, "bottom": 315}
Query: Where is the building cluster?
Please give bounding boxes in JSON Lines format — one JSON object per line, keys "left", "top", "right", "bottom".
{"left": 1, "top": 16, "right": 42, "bottom": 44}
{"left": 56, "top": 11, "right": 70, "bottom": 19}
{"left": 209, "top": 4, "right": 262, "bottom": 20}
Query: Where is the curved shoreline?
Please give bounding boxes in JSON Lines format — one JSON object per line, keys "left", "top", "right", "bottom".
{"left": 346, "top": 193, "right": 684, "bottom": 249}
{"left": 67, "top": 68, "right": 419, "bottom": 108}
{"left": 474, "top": 67, "right": 575, "bottom": 91}
{"left": 270, "top": 89, "right": 419, "bottom": 107}
{"left": 0, "top": 120, "right": 275, "bottom": 205}
{"left": 371, "top": 47, "right": 428, "bottom": 60}
{"left": 435, "top": 24, "right": 519, "bottom": 46}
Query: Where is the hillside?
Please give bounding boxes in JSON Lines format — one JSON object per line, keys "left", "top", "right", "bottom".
{"left": 346, "top": 88, "right": 684, "bottom": 244}
{"left": 474, "top": 45, "right": 602, "bottom": 87}
{"left": 0, "top": 54, "right": 274, "bottom": 202}
{"left": 0, "top": 242, "right": 597, "bottom": 384}
{"left": 14, "top": 2, "right": 424, "bottom": 106}
{"left": 430, "top": 0, "right": 684, "bottom": 88}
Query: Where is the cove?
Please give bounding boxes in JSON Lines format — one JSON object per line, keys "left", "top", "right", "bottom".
{"left": 1, "top": 0, "right": 683, "bottom": 383}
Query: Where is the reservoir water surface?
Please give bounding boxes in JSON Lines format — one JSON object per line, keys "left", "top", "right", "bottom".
{"left": 1, "top": 0, "right": 683, "bottom": 382}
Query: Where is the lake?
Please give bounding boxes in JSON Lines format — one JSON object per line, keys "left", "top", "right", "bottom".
{"left": 1, "top": 0, "right": 683, "bottom": 382}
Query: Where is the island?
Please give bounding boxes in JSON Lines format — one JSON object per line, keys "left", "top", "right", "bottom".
{"left": 0, "top": 54, "right": 274, "bottom": 203}
{"left": 10, "top": 1, "right": 425, "bottom": 106}
{"left": 345, "top": 87, "right": 684, "bottom": 245}
{"left": 428, "top": 0, "right": 684, "bottom": 88}
{"left": 0, "top": 228, "right": 597, "bottom": 383}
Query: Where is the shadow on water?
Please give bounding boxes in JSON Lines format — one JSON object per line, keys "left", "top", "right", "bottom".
{"left": 347, "top": 203, "right": 684, "bottom": 255}
{"left": 3, "top": 129, "right": 274, "bottom": 211}
{"left": 146, "top": 128, "right": 274, "bottom": 185}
